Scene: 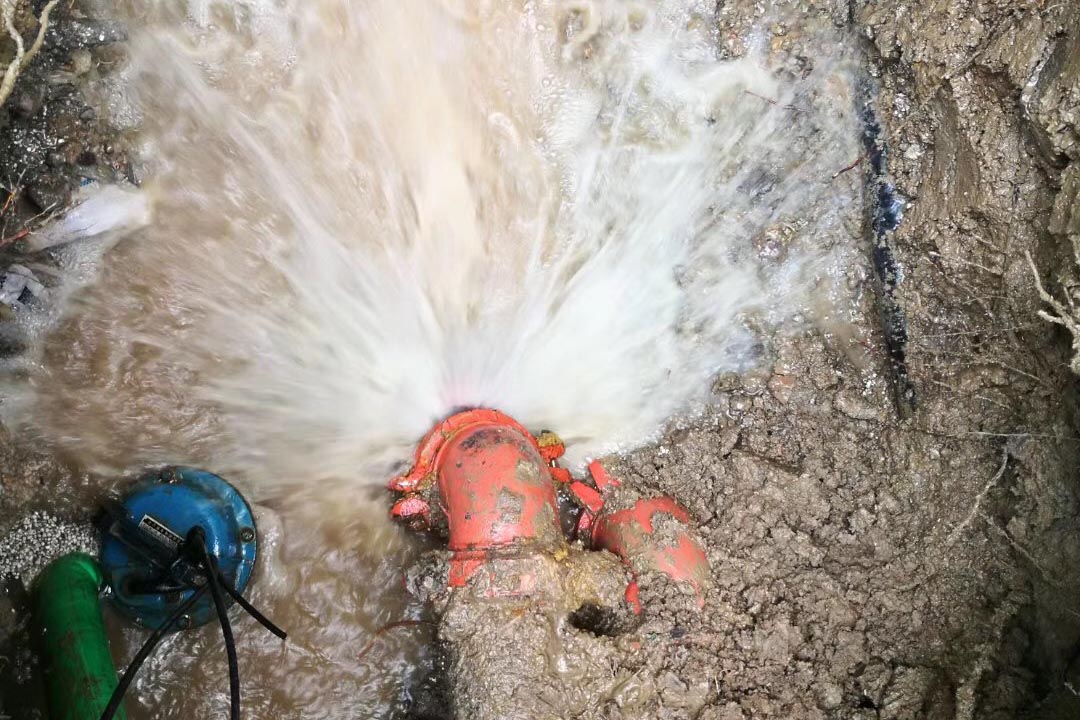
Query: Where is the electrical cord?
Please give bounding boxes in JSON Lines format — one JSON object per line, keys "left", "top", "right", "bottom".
{"left": 98, "top": 584, "right": 208, "bottom": 720}
{"left": 98, "top": 525, "right": 286, "bottom": 720}
{"left": 195, "top": 530, "right": 241, "bottom": 720}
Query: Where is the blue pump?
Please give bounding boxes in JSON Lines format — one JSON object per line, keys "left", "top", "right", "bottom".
{"left": 99, "top": 466, "right": 258, "bottom": 630}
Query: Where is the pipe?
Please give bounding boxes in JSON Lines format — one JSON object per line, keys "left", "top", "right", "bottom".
{"left": 32, "top": 552, "right": 125, "bottom": 720}
{"left": 390, "top": 409, "right": 566, "bottom": 591}
{"left": 390, "top": 409, "right": 712, "bottom": 719}
{"left": 590, "top": 495, "right": 710, "bottom": 612}
{"left": 391, "top": 409, "right": 711, "bottom": 603}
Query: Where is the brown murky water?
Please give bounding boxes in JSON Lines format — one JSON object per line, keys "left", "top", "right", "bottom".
{"left": 104, "top": 495, "right": 435, "bottom": 719}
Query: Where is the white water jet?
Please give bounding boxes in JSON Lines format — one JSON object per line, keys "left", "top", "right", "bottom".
{"left": 15, "top": 0, "right": 861, "bottom": 496}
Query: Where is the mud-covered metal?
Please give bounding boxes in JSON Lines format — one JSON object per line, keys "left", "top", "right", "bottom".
{"left": 390, "top": 409, "right": 566, "bottom": 590}
{"left": 589, "top": 492, "right": 710, "bottom": 612}
{"left": 389, "top": 409, "right": 710, "bottom": 611}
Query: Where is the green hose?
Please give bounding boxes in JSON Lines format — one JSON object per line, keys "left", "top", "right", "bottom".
{"left": 32, "top": 552, "right": 125, "bottom": 720}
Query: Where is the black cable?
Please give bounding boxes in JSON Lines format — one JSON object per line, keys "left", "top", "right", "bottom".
{"left": 195, "top": 533, "right": 242, "bottom": 720}
{"left": 99, "top": 524, "right": 287, "bottom": 720}
{"left": 221, "top": 580, "right": 288, "bottom": 640}
{"left": 99, "top": 585, "right": 209, "bottom": 720}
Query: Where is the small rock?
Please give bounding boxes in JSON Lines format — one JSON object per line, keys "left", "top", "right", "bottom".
{"left": 14, "top": 92, "right": 39, "bottom": 118}
{"left": 816, "top": 682, "right": 843, "bottom": 710}
{"left": 768, "top": 374, "right": 796, "bottom": 403}
{"left": 26, "top": 180, "right": 70, "bottom": 212}
{"left": 0, "top": 511, "right": 98, "bottom": 585}
{"left": 66, "top": 48, "right": 94, "bottom": 76}
{"left": 903, "top": 143, "right": 924, "bottom": 160}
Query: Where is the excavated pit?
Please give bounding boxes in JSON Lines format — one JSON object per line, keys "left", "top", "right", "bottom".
{"left": 1, "top": 1, "right": 1079, "bottom": 719}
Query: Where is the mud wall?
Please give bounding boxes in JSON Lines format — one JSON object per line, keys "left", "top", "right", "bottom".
{"left": 603, "top": 2, "right": 1080, "bottom": 719}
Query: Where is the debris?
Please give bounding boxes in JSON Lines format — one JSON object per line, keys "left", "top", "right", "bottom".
{"left": 23, "top": 182, "right": 150, "bottom": 252}
{"left": 0, "top": 262, "right": 44, "bottom": 308}
{"left": 0, "top": 511, "right": 97, "bottom": 585}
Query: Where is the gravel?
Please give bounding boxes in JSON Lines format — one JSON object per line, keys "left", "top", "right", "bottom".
{"left": 0, "top": 511, "right": 98, "bottom": 586}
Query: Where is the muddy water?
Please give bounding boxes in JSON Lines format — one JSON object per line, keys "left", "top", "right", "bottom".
{"left": 10, "top": 0, "right": 864, "bottom": 717}
{"left": 103, "top": 497, "right": 435, "bottom": 719}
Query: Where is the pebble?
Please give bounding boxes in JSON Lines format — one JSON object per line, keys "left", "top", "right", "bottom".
{"left": 67, "top": 49, "right": 94, "bottom": 76}
{"left": 816, "top": 682, "right": 843, "bottom": 710}
{"left": 0, "top": 511, "right": 98, "bottom": 586}
{"left": 767, "top": 374, "right": 795, "bottom": 404}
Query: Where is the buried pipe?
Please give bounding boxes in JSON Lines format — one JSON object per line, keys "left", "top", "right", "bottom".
{"left": 389, "top": 409, "right": 709, "bottom": 603}
{"left": 389, "top": 409, "right": 710, "bottom": 718}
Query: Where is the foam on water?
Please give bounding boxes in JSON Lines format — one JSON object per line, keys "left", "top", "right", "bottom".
{"left": 16, "top": 0, "right": 860, "bottom": 496}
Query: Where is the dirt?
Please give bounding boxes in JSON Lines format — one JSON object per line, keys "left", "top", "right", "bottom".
{"left": 1, "top": 0, "right": 1080, "bottom": 719}
{"left": 592, "top": 2, "right": 1080, "bottom": 719}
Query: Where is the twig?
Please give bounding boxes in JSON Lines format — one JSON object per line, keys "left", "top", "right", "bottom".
{"left": 743, "top": 89, "right": 777, "bottom": 105}
{"left": 0, "top": 226, "right": 27, "bottom": 247}
{"left": 1025, "top": 249, "right": 1080, "bottom": 374}
{"left": 0, "top": 0, "right": 60, "bottom": 108}
{"left": 0, "top": 167, "right": 26, "bottom": 215}
{"left": 22, "top": 0, "right": 57, "bottom": 67}
{"left": 0, "top": 2, "right": 27, "bottom": 108}
{"left": 832, "top": 153, "right": 865, "bottom": 179}
{"left": 946, "top": 448, "right": 1009, "bottom": 547}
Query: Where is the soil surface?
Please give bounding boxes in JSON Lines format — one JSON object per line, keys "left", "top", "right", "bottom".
{"left": 598, "top": 2, "right": 1080, "bottom": 718}
{"left": 2, "top": 1, "right": 1079, "bottom": 719}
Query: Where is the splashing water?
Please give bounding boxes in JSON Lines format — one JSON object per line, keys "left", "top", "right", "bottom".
{"left": 21, "top": 0, "right": 859, "bottom": 493}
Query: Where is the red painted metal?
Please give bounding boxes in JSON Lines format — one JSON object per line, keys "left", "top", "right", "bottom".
{"left": 435, "top": 421, "right": 559, "bottom": 552}
{"left": 390, "top": 495, "right": 430, "bottom": 524}
{"left": 389, "top": 409, "right": 562, "bottom": 591}
{"left": 549, "top": 467, "right": 573, "bottom": 484}
{"left": 587, "top": 460, "right": 621, "bottom": 491}
{"left": 389, "top": 410, "right": 709, "bottom": 611}
{"left": 568, "top": 482, "right": 603, "bottom": 514}
{"left": 591, "top": 491, "right": 709, "bottom": 611}
{"left": 389, "top": 409, "right": 541, "bottom": 493}
{"left": 624, "top": 580, "right": 641, "bottom": 614}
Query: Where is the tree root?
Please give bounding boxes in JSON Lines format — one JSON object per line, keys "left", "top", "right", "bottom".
{"left": 1025, "top": 250, "right": 1080, "bottom": 375}
{"left": 0, "top": 0, "right": 60, "bottom": 108}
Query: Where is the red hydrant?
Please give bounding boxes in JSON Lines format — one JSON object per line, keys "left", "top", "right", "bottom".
{"left": 389, "top": 409, "right": 710, "bottom": 719}
{"left": 389, "top": 409, "right": 709, "bottom": 605}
